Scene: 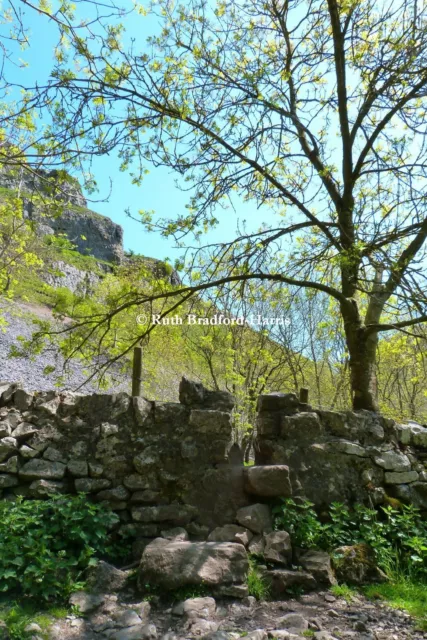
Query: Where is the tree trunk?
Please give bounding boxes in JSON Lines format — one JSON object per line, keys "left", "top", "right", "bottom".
{"left": 347, "top": 329, "right": 379, "bottom": 411}
{"left": 341, "top": 301, "right": 379, "bottom": 412}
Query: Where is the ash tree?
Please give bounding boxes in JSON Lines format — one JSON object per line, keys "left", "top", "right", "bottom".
{"left": 34, "top": 0, "right": 427, "bottom": 411}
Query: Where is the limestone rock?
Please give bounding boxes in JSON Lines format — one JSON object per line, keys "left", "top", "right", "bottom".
{"left": 124, "top": 474, "right": 157, "bottom": 491}
{"left": 189, "top": 410, "right": 232, "bottom": 435}
{"left": 97, "top": 485, "right": 130, "bottom": 501}
{"left": 0, "top": 437, "right": 17, "bottom": 462}
{"left": 236, "top": 504, "right": 272, "bottom": 534}
{"left": 181, "top": 597, "right": 216, "bottom": 619}
{"left": 278, "top": 613, "right": 309, "bottom": 632}
{"left": 19, "top": 459, "right": 66, "bottom": 480}
{"left": 87, "top": 561, "right": 130, "bottom": 594}
{"left": 75, "top": 478, "right": 111, "bottom": 492}
{"left": 43, "top": 446, "right": 66, "bottom": 462}
{"left": 13, "top": 389, "right": 33, "bottom": 411}
{"left": 244, "top": 465, "right": 292, "bottom": 497}
{"left": 160, "top": 527, "right": 189, "bottom": 541}
{"left": 248, "top": 535, "right": 266, "bottom": 556}
{"left": 133, "top": 396, "right": 153, "bottom": 426}
{"left": 264, "top": 531, "right": 292, "bottom": 565}
{"left": 138, "top": 539, "right": 248, "bottom": 590}
{"left": 0, "top": 455, "right": 18, "bottom": 473}
{"left": 132, "top": 504, "right": 196, "bottom": 525}
{"left": 207, "top": 524, "right": 253, "bottom": 546}
{"left": 69, "top": 591, "right": 105, "bottom": 614}
{"left": 374, "top": 451, "right": 411, "bottom": 472}
{"left": 299, "top": 550, "right": 336, "bottom": 586}
{"left": 384, "top": 470, "right": 418, "bottom": 484}
{"left": 110, "top": 623, "right": 157, "bottom": 640}
{"left": 332, "top": 544, "right": 388, "bottom": 585}
{"left": 19, "top": 445, "right": 39, "bottom": 459}
{"left": 29, "top": 479, "right": 66, "bottom": 497}
{"left": 263, "top": 569, "right": 317, "bottom": 596}
{"left": 0, "top": 473, "right": 18, "bottom": 488}
{"left": 67, "top": 460, "right": 89, "bottom": 477}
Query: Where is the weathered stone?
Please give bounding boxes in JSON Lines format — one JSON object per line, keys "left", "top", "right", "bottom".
{"left": 133, "top": 448, "right": 159, "bottom": 472}
{"left": 180, "top": 438, "right": 199, "bottom": 459}
{"left": 0, "top": 455, "right": 18, "bottom": 473}
{"left": 19, "top": 444, "right": 39, "bottom": 458}
{"left": 43, "top": 446, "right": 66, "bottom": 462}
{"left": 87, "top": 561, "right": 130, "bottom": 594}
{"left": 264, "top": 569, "right": 317, "bottom": 596}
{"left": 113, "top": 611, "right": 142, "bottom": 628}
{"left": 244, "top": 465, "right": 292, "bottom": 497}
{"left": 181, "top": 596, "right": 216, "bottom": 619}
{"left": 0, "top": 422, "right": 11, "bottom": 438}
{"left": 133, "top": 396, "right": 153, "bottom": 426}
{"left": 67, "top": 460, "right": 89, "bottom": 477}
{"left": 19, "top": 459, "right": 66, "bottom": 480}
{"left": 207, "top": 524, "right": 253, "bottom": 546}
{"left": 214, "top": 583, "right": 249, "bottom": 598}
{"left": 29, "top": 479, "right": 66, "bottom": 497}
{"left": 12, "top": 422, "right": 38, "bottom": 441}
{"left": 89, "top": 463, "right": 104, "bottom": 477}
{"left": 236, "top": 504, "right": 272, "bottom": 534}
{"left": 0, "top": 383, "right": 17, "bottom": 406}
{"left": 278, "top": 613, "right": 308, "bottom": 632}
{"left": 0, "top": 436, "right": 18, "bottom": 461}
{"left": 97, "top": 485, "right": 130, "bottom": 501}
{"left": 75, "top": 477, "right": 111, "bottom": 492}
{"left": 299, "top": 550, "right": 336, "bottom": 586}
{"left": 329, "top": 441, "right": 368, "bottom": 457}
{"left": 69, "top": 591, "right": 105, "bottom": 614}
{"left": 189, "top": 410, "right": 232, "bottom": 434}
{"left": 131, "top": 490, "right": 162, "bottom": 503}
{"left": 139, "top": 539, "right": 248, "bottom": 590}
{"left": 100, "top": 422, "right": 119, "bottom": 437}
{"left": 248, "top": 535, "right": 266, "bottom": 556}
{"left": 120, "top": 523, "right": 159, "bottom": 538}
{"left": 110, "top": 624, "right": 157, "bottom": 640}
{"left": 179, "top": 376, "right": 234, "bottom": 412}
{"left": 124, "top": 473, "right": 158, "bottom": 490}
{"left": 161, "top": 527, "right": 189, "bottom": 541}
{"left": 0, "top": 474, "right": 18, "bottom": 488}
{"left": 13, "top": 389, "right": 33, "bottom": 411}
{"left": 384, "top": 470, "right": 418, "bottom": 484}
{"left": 412, "top": 428, "right": 427, "bottom": 447}
{"left": 374, "top": 451, "right": 411, "bottom": 472}
{"left": 332, "top": 544, "right": 388, "bottom": 585}
{"left": 132, "top": 504, "right": 197, "bottom": 525}
{"left": 264, "top": 531, "right": 292, "bottom": 565}
{"left": 281, "top": 413, "right": 323, "bottom": 441}
{"left": 257, "top": 393, "right": 300, "bottom": 413}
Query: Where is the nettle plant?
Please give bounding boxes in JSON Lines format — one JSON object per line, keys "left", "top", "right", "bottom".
{"left": 273, "top": 499, "right": 427, "bottom": 577}
{"left": 0, "top": 495, "right": 124, "bottom": 601}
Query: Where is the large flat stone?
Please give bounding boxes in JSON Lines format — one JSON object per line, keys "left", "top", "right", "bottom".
{"left": 384, "top": 470, "right": 418, "bottom": 484}
{"left": 19, "top": 459, "right": 66, "bottom": 480}
{"left": 244, "top": 465, "right": 292, "bottom": 497}
{"left": 374, "top": 451, "right": 411, "bottom": 472}
{"left": 138, "top": 539, "right": 248, "bottom": 590}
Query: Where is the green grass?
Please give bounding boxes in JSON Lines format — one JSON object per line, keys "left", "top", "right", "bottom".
{"left": 0, "top": 601, "right": 69, "bottom": 640}
{"left": 247, "top": 558, "right": 270, "bottom": 601}
{"left": 364, "top": 578, "right": 427, "bottom": 631}
{"left": 331, "top": 583, "right": 358, "bottom": 602}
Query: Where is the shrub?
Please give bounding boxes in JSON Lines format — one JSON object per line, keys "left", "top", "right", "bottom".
{"left": 273, "top": 498, "right": 427, "bottom": 579}
{"left": 0, "top": 494, "right": 121, "bottom": 601}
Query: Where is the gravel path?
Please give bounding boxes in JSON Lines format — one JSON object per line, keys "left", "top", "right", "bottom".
{"left": 0, "top": 300, "right": 129, "bottom": 393}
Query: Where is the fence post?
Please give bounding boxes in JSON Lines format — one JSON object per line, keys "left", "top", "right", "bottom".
{"left": 132, "top": 345, "right": 143, "bottom": 396}
{"left": 299, "top": 387, "right": 309, "bottom": 404}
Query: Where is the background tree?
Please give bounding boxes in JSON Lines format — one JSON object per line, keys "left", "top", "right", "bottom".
{"left": 32, "top": 0, "right": 427, "bottom": 412}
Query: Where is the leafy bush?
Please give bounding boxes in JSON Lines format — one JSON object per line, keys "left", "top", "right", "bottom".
{"left": 0, "top": 495, "right": 120, "bottom": 601}
{"left": 273, "top": 498, "right": 427, "bottom": 578}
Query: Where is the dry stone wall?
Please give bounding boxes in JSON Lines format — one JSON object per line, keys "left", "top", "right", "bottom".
{"left": 0, "top": 378, "right": 254, "bottom": 541}
{"left": 255, "top": 392, "right": 427, "bottom": 510}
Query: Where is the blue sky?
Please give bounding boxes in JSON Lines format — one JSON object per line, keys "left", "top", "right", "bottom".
{"left": 4, "top": 2, "right": 264, "bottom": 263}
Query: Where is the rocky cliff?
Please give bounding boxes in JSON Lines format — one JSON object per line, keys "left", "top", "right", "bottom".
{"left": 0, "top": 166, "right": 124, "bottom": 264}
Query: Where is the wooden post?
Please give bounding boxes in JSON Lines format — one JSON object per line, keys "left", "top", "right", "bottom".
{"left": 299, "top": 387, "right": 309, "bottom": 404}
{"left": 132, "top": 346, "right": 143, "bottom": 397}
